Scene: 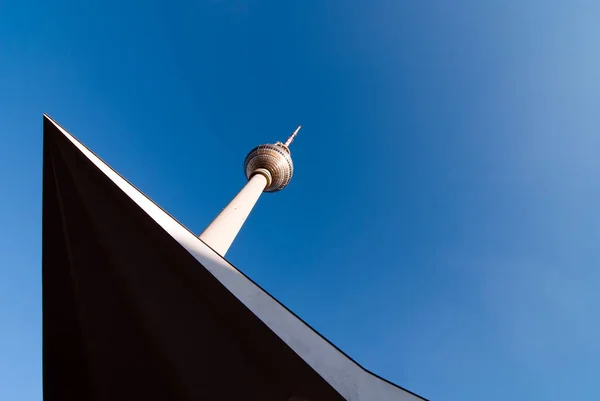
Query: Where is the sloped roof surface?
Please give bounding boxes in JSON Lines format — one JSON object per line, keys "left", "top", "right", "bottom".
{"left": 42, "top": 115, "right": 427, "bottom": 401}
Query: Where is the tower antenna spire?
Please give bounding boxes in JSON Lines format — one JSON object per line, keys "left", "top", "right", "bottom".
{"left": 284, "top": 125, "right": 302, "bottom": 148}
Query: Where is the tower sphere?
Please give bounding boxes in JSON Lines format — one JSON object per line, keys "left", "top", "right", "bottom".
{"left": 244, "top": 142, "right": 294, "bottom": 193}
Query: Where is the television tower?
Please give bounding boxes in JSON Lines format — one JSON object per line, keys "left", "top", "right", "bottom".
{"left": 199, "top": 126, "right": 301, "bottom": 256}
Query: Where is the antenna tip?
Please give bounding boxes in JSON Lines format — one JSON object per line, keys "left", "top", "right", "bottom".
{"left": 284, "top": 125, "right": 302, "bottom": 147}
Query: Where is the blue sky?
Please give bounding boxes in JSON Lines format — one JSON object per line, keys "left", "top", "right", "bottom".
{"left": 1, "top": 0, "right": 600, "bottom": 400}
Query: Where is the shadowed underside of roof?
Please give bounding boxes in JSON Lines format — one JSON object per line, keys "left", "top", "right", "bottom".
{"left": 42, "top": 115, "right": 428, "bottom": 401}
{"left": 42, "top": 117, "right": 345, "bottom": 401}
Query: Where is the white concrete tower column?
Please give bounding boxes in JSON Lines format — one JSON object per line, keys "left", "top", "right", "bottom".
{"left": 199, "top": 173, "right": 268, "bottom": 256}
{"left": 198, "top": 126, "right": 301, "bottom": 257}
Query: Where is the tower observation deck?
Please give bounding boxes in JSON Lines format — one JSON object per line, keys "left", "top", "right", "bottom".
{"left": 198, "top": 126, "right": 302, "bottom": 256}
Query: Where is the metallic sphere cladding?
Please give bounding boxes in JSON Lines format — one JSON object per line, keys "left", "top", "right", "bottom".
{"left": 244, "top": 143, "right": 294, "bottom": 192}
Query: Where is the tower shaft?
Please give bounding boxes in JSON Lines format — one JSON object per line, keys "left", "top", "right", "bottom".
{"left": 198, "top": 173, "right": 268, "bottom": 256}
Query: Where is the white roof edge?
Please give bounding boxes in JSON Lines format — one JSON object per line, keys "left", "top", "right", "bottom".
{"left": 45, "top": 115, "right": 427, "bottom": 401}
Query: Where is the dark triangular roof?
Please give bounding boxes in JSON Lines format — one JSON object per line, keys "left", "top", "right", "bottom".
{"left": 42, "top": 115, "right": 427, "bottom": 401}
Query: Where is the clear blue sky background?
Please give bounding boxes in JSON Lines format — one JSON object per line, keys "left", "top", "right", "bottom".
{"left": 1, "top": 1, "right": 599, "bottom": 400}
